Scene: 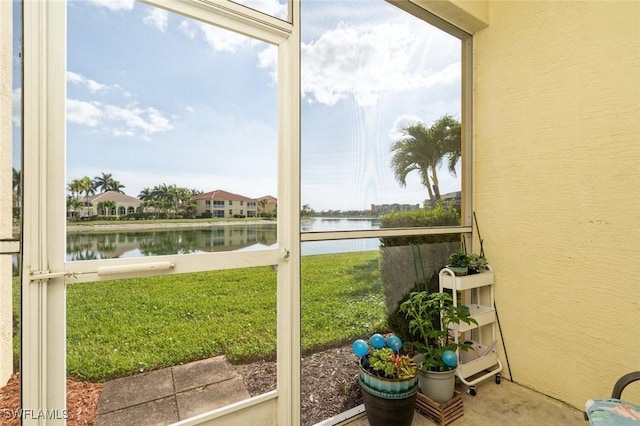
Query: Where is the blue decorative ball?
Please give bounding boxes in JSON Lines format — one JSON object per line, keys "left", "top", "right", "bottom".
{"left": 370, "top": 333, "right": 385, "bottom": 349}
{"left": 387, "top": 335, "right": 403, "bottom": 353}
{"left": 352, "top": 339, "right": 369, "bottom": 358}
{"left": 442, "top": 350, "right": 458, "bottom": 368}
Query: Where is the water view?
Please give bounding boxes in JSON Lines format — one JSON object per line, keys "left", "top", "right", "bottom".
{"left": 66, "top": 218, "right": 382, "bottom": 261}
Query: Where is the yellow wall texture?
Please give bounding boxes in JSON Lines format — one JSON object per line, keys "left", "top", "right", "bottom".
{"left": 467, "top": 0, "right": 640, "bottom": 409}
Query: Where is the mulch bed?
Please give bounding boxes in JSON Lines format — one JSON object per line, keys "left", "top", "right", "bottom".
{"left": 0, "top": 345, "right": 361, "bottom": 426}
{"left": 236, "top": 344, "right": 363, "bottom": 426}
{"left": 0, "top": 373, "right": 103, "bottom": 426}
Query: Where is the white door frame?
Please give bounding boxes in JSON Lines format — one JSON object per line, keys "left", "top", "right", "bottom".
{"left": 21, "top": 1, "right": 300, "bottom": 425}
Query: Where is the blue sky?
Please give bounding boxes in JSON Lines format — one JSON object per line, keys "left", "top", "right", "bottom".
{"left": 13, "top": 0, "right": 461, "bottom": 212}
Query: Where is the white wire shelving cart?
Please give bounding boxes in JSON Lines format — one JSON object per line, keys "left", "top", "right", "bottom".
{"left": 439, "top": 266, "right": 503, "bottom": 396}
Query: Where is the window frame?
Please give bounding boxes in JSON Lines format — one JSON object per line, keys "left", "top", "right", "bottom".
{"left": 17, "top": 0, "right": 472, "bottom": 424}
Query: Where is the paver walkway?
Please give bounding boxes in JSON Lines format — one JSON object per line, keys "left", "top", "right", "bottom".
{"left": 95, "top": 356, "right": 250, "bottom": 426}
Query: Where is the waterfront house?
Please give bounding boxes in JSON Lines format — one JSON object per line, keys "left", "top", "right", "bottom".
{"left": 193, "top": 189, "right": 258, "bottom": 218}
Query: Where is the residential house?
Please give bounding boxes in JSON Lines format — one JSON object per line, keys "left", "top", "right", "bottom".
{"left": 193, "top": 189, "right": 257, "bottom": 218}
{"left": 70, "top": 190, "right": 142, "bottom": 219}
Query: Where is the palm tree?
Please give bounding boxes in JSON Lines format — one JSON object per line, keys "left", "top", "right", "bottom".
{"left": 390, "top": 115, "right": 461, "bottom": 206}
{"left": 138, "top": 187, "right": 153, "bottom": 201}
{"left": 93, "top": 172, "right": 125, "bottom": 193}
{"left": 77, "top": 176, "right": 95, "bottom": 216}
{"left": 108, "top": 180, "right": 125, "bottom": 193}
{"left": 97, "top": 200, "right": 117, "bottom": 217}
{"left": 12, "top": 168, "right": 21, "bottom": 213}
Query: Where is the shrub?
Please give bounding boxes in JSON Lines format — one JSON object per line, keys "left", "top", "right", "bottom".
{"left": 379, "top": 201, "right": 461, "bottom": 247}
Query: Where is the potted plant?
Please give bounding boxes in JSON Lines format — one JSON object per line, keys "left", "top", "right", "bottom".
{"left": 446, "top": 249, "right": 470, "bottom": 276}
{"left": 399, "top": 291, "right": 477, "bottom": 404}
{"left": 353, "top": 334, "right": 418, "bottom": 426}
{"left": 467, "top": 253, "right": 488, "bottom": 274}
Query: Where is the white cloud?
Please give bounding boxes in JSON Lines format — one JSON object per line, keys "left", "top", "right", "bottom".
{"left": 300, "top": 22, "right": 460, "bottom": 107}
{"left": 12, "top": 88, "right": 21, "bottom": 127}
{"left": 179, "top": 20, "right": 196, "bottom": 39}
{"left": 104, "top": 105, "right": 174, "bottom": 136}
{"left": 143, "top": 8, "right": 168, "bottom": 32}
{"left": 67, "top": 99, "right": 103, "bottom": 127}
{"left": 67, "top": 71, "right": 108, "bottom": 94}
{"left": 257, "top": 45, "right": 278, "bottom": 81}
{"left": 86, "top": 0, "right": 135, "bottom": 11}
{"left": 197, "top": 22, "right": 257, "bottom": 53}
{"left": 389, "top": 114, "right": 423, "bottom": 140}
{"left": 233, "top": 0, "right": 287, "bottom": 20}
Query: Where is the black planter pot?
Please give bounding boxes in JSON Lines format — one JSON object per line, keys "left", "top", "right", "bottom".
{"left": 359, "top": 377, "right": 418, "bottom": 426}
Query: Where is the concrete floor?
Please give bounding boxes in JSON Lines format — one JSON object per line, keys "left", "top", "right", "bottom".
{"left": 332, "top": 379, "right": 585, "bottom": 426}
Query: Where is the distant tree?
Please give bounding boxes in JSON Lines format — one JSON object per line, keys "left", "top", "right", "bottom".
{"left": 77, "top": 176, "right": 95, "bottom": 216}
{"left": 12, "top": 168, "right": 21, "bottom": 211}
{"left": 301, "top": 204, "right": 315, "bottom": 217}
{"left": 93, "top": 172, "right": 125, "bottom": 193}
{"left": 138, "top": 187, "right": 153, "bottom": 201}
{"left": 258, "top": 198, "right": 269, "bottom": 216}
{"left": 97, "top": 200, "right": 117, "bottom": 217}
{"left": 66, "top": 196, "right": 83, "bottom": 220}
{"left": 390, "top": 115, "right": 461, "bottom": 207}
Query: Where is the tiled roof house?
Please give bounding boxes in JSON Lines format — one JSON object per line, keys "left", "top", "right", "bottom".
{"left": 192, "top": 189, "right": 257, "bottom": 218}
{"left": 85, "top": 191, "right": 142, "bottom": 217}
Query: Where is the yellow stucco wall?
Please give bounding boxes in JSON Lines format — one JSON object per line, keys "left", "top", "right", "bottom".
{"left": 467, "top": 0, "right": 640, "bottom": 410}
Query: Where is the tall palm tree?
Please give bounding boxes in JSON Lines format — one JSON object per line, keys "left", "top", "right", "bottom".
{"left": 138, "top": 187, "right": 153, "bottom": 201}
{"left": 109, "top": 180, "right": 125, "bottom": 193}
{"left": 93, "top": 172, "right": 125, "bottom": 193}
{"left": 12, "top": 168, "right": 21, "bottom": 211}
{"left": 77, "top": 176, "right": 95, "bottom": 216}
{"left": 390, "top": 115, "right": 461, "bottom": 206}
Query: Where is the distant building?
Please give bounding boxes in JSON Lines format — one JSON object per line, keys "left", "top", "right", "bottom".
{"left": 193, "top": 189, "right": 257, "bottom": 218}
{"left": 70, "top": 190, "right": 142, "bottom": 218}
{"left": 440, "top": 191, "right": 461, "bottom": 206}
{"left": 370, "top": 203, "right": 420, "bottom": 216}
{"left": 370, "top": 191, "right": 461, "bottom": 215}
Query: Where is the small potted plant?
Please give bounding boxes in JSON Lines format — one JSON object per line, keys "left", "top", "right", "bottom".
{"left": 399, "top": 291, "right": 477, "bottom": 404}
{"left": 446, "top": 249, "right": 471, "bottom": 276}
{"left": 467, "top": 253, "right": 488, "bottom": 274}
{"left": 353, "top": 334, "right": 418, "bottom": 426}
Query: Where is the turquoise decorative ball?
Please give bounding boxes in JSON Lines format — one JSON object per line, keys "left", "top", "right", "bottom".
{"left": 442, "top": 350, "right": 458, "bottom": 367}
{"left": 352, "top": 339, "right": 369, "bottom": 358}
{"left": 370, "top": 333, "right": 385, "bottom": 349}
{"left": 387, "top": 335, "right": 402, "bottom": 352}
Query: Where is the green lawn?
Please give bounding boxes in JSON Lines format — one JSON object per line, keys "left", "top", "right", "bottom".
{"left": 48, "top": 250, "right": 385, "bottom": 382}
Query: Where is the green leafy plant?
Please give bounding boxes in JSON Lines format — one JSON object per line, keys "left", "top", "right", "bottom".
{"left": 399, "top": 291, "right": 477, "bottom": 372}
{"left": 447, "top": 250, "right": 470, "bottom": 268}
{"left": 366, "top": 347, "right": 417, "bottom": 379}
{"left": 467, "top": 253, "right": 488, "bottom": 273}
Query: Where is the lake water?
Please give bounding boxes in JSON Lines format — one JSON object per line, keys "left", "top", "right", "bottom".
{"left": 66, "top": 218, "right": 382, "bottom": 261}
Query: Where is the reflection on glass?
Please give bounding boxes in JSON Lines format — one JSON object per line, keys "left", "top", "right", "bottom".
{"left": 67, "top": 267, "right": 278, "bottom": 414}
{"left": 300, "top": 237, "right": 461, "bottom": 425}
{"left": 300, "top": 0, "right": 462, "bottom": 232}
{"left": 66, "top": 1, "right": 278, "bottom": 252}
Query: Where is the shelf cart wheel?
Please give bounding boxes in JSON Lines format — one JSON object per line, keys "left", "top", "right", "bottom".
{"left": 467, "top": 386, "right": 477, "bottom": 396}
{"left": 495, "top": 374, "right": 501, "bottom": 384}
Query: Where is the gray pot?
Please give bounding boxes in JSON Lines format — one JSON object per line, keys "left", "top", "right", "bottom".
{"left": 418, "top": 368, "right": 456, "bottom": 404}
{"left": 413, "top": 354, "right": 456, "bottom": 404}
